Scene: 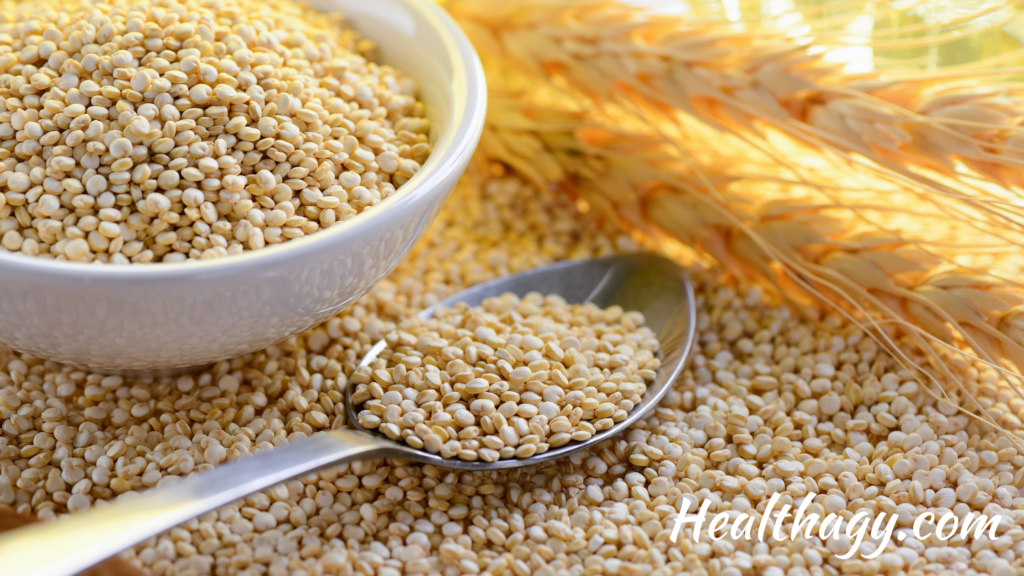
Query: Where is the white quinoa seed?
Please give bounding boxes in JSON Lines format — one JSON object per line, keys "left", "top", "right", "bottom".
{"left": 0, "top": 0, "right": 431, "bottom": 264}
{"left": 351, "top": 293, "right": 660, "bottom": 462}
{"left": 0, "top": 170, "right": 1022, "bottom": 576}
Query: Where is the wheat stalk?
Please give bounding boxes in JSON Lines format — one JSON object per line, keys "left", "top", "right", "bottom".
{"left": 446, "top": 0, "right": 1024, "bottom": 412}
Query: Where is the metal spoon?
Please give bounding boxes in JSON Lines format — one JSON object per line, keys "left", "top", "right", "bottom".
{"left": 0, "top": 253, "right": 696, "bottom": 576}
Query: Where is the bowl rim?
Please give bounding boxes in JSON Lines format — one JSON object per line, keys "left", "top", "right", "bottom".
{"left": 0, "top": 0, "right": 487, "bottom": 280}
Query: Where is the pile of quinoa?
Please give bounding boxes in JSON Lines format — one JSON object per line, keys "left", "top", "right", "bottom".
{"left": 0, "top": 0, "right": 429, "bottom": 263}
{"left": 352, "top": 294, "right": 661, "bottom": 462}
{"left": 0, "top": 165, "right": 1022, "bottom": 576}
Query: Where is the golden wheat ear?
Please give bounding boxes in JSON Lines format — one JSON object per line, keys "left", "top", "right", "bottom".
{"left": 446, "top": 0, "right": 1024, "bottom": 400}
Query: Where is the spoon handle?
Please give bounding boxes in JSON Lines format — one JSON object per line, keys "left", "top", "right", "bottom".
{"left": 0, "top": 429, "right": 395, "bottom": 576}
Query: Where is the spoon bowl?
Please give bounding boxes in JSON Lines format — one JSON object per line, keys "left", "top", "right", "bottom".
{"left": 0, "top": 254, "right": 695, "bottom": 576}
{"left": 346, "top": 253, "right": 696, "bottom": 470}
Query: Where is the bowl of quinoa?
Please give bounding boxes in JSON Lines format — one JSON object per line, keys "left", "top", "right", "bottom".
{"left": 0, "top": 0, "right": 486, "bottom": 370}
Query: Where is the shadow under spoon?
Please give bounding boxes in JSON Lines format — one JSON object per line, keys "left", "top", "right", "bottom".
{"left": 0, "top": 253, "right": 696, "bottom": 576}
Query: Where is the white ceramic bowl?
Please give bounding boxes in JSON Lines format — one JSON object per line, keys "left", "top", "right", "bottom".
{"left": 0, "top": 0, "right": 486, "bottom": 372}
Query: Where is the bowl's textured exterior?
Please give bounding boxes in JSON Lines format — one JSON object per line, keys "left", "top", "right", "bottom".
{"left": 0, "top": 0, "right": 487, "bottom": 371}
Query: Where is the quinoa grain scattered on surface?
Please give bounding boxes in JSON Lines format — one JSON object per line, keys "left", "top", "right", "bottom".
{"left": 0, "top": 170, "right": 1022, "bottom": 576}
{"left": 0, "top": 0, "right": 430, "bottom": 264}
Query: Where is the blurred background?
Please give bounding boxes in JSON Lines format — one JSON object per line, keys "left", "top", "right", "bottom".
{"left": 628, "top": 0, "right": 1024, "bottom": 74}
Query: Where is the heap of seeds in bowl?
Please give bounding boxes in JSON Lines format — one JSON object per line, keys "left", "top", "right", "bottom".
{"left": 0, "top": 0, "right": 430, "bottom": 263}
{"left": 351, "top": 292, "right": 662, "bottom": 462}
